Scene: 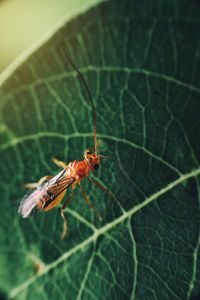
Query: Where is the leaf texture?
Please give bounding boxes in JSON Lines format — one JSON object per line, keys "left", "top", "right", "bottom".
{"left": 0, "top": 0, "right": 200, "bottom": 299}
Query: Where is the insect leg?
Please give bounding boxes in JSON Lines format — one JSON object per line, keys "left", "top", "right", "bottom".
{"left": 61, "top": 184, "right": 76, "bottom": 239}
{"left": 78, "top": 183, "right": 102, "bottom": 222}
{"left": 24, "top": 176, "right": 54, "bottom": 188}
{"left": 87, "top": 175, "right": 122, "bottom": 207}
{"left": 52, "top": 157, "right": 68, "bottom": 169}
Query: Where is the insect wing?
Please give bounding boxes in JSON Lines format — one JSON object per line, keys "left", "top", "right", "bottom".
{"left": 42, "top": 168, "right": 76, "bottom": 209}
{"left": 18, "top": 186, "right": 48, "bottom": 218}
{"left": 18, "top": 167, "right": 75, "bottom": 218}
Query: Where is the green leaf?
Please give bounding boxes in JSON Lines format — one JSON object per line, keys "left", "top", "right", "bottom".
{"left": 1, "top": 0, "right": 200, "bottom": 299}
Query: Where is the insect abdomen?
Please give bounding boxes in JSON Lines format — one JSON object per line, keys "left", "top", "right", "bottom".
{"left": 42, "top": 189, "right": 67, "bottom": 211}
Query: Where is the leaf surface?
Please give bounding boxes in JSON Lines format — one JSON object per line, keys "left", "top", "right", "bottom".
{"left": 0, "top": 0, "right": 200, "bottom": 299}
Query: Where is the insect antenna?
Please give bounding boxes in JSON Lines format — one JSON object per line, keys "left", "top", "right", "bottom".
{"left": 98, "top": 154, "right": 127, "bottom": 175}
{"left": 98, "top": 155, "right": 122, "bottom": 167}
{"left": 98, "top": 154, "right": 135, "bottom": 197}
{"left": 60, "top": 47, "right": 97, "bottom": 155}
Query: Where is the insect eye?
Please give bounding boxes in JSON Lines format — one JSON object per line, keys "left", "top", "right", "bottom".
{"left": 93, "top": 164, "right": 99, "bottom": 170}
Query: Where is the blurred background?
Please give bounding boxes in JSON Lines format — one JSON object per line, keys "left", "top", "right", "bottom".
{"left": 0, "top": 0, "right": 92, "bottom": 74}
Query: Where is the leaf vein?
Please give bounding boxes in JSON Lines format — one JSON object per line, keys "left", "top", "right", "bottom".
{"left": 0, "top": 131, "right": 182, "bottom": 176}
{"left": 9, "top": 167, "right": 200, "bottom": 298}
{"left": 3, "top": 66, "right": 200, "bottom": 99}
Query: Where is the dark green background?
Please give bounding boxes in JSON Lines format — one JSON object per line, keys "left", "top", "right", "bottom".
{"left": 0, "top": 0, "right": 200, "bottom": 299}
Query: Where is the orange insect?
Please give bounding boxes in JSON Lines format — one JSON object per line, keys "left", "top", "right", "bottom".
{"left": 18, "top": 47, "right": 121, "bottom": 239}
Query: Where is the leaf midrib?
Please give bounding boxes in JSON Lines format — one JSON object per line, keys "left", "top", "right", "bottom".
{"left": 9, "top": 166, "right": 200, "bottom": 298}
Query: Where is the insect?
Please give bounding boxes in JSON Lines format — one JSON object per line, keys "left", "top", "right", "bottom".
{"left": 18, "top": 47, "right": 121, "bottom": 239}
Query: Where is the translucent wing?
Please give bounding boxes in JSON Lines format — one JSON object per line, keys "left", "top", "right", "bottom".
{"left": 18, "top": 167, "right": 76, "bottom": 218}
